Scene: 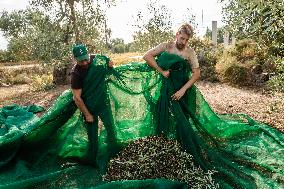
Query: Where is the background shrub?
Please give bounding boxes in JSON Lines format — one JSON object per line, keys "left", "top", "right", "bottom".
{"left": 30, "top": 74, "right": 54, "bottom": 91}
{"left": 216, "top": 55, "right": 249, "bottom": 85}
{"left": 190, "top": 38, "right": 222, "bottom": 82}
{"left": 0, "top": 64, "right": 51, "bottom": 86}
{"left": 215, "top": 39, "right": 279, "bottom": 86}
{"left": 267, "top": 57, "right": 284, "bottom": 92}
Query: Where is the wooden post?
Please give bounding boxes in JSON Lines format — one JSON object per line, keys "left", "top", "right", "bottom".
{"left": 231, "top": 36, "right": 236, "bottom": 46}
{"left": 212, "top": 21, "right": 217, "bottom": 46}
{"left": 224, "top": 31, "right": 229, "bottom": 48}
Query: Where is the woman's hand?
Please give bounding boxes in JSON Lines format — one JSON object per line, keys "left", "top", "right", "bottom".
{"left": 171, "top": 88, "right": 186, "bottom": 101}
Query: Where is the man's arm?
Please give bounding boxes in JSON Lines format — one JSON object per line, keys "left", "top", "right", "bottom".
{"left": 171, "top": 49, "right": 200, "bottom": 101}
{"left": 143, "top": 43, "right": 170, "bottom": 78}
{"left": 171, "top": 68, "right": 200, "bottom": 101}
{"left": 72, "top": 88, "right": 94, "bottom": 123}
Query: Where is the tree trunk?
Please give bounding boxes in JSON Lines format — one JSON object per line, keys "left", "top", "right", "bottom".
{"left": 53, "top": 62, "right": 73, "bottom": 85}
{"left": 68, "top": 0, "right": 80, "bottom": 43}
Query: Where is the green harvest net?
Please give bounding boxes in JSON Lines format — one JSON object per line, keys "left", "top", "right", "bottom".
{"left": 0, "top": 52, "right": 283, "bottom": 189}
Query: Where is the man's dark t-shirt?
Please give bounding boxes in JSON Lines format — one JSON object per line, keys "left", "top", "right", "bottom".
{"left": 70, "top": 64, "right": 89, "bottom": 89}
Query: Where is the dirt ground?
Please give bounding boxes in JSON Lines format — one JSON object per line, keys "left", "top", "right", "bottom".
{"left": 0, "top": 84, "right": 69, "bottom": 107}
{"left": 197, "top": 81, "right": 284, "bottom": 132}
{"left": 0, "top": 81, "right": 283, "bottom": 132}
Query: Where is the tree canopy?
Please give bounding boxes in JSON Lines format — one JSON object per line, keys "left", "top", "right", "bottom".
{"left": 221, "top": 0, "right": 284, "bottom": 56}
{"left": 0, "top": 0, "right": 117, "bottom": 62}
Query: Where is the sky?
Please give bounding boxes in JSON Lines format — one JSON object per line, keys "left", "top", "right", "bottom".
{"left": 0, "top": 0, "right": 224, "bottom": 50}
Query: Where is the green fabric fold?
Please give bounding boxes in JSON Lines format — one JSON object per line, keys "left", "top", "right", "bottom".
{"left": 0, "top": 52, "right": 283, "bottom": 189}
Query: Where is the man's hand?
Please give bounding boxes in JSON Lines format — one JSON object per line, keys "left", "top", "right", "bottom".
{"left": 161, "top": 70, "right": 170, "bottom": 78}
{"left": 171, "top": 88, "right": 186, "bottom": 101}
{"left": 85, "top": 114, "right": 94, "bottom": 123}
{"left": 72, "top": 88, "right": 94, "bottom": 123}
{"left": 108, "top": 61, "right": 114, "bottom": 68}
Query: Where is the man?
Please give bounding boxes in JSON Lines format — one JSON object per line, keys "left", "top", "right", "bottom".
{"left": 143, "top": 24, "right": 207, "bottom": 169}
{"left": 71, "top": 44, "right": 94, "bottom": 123}
{"left": 71, "top": 44, "right": 114, "bottom": 166}
{"left": 143, "top": 23, "right": 200, "bottom": 101}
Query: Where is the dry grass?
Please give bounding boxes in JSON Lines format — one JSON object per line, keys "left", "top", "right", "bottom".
{"left": 0, "top": 60, "right": 40, "bottom": 67}
{"left": 0, "top": 64, "right": 52, "bottom": 86}
{"left": 109, "top": 52, "right": 144, "bottom": 66}
{"left": 0, "top": 84, "right": 69, "bottom": 108}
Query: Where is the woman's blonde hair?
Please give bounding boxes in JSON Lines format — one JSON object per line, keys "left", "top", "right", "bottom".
{"left": 177, "top": 23, "right": 194, "bottom": 38}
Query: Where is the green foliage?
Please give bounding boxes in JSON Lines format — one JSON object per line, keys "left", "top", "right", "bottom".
{"left": 30, "top": 74, "right": 54, "bottom": 91}
{"left": 267, "top": 57, "right": 284, "bottom": 92}
{"left": 130, "top": 1, "right": 198, "bottom": 52}
{"left": 204, "top": 27, "right": 226, "bottom": 43}
{"left": 30, "top": 0, "right": 107, "bottom": 43}
{"left": 112, "top": 43, "right": 126, "bottom": 53}
{"left": 215, "top": 39, "right": 282, "bottom": 87}
{"left": 109, "top": 38, "right": 130, "bottom": 53}
{"left": 221, "top": 0, "right": 284, "bottom": 56}
{"left": 0, "top": 0, "right": 117, "bottom": 63}
{"left": 216, "top": 54, "right": 248, "bottom": 85}
{"left": 7, "top": 37, "right": 32, "bottom": 62}
{"left": 0, "top": 10, "right": 32, "bottom": 61}
{"left": 0, "top": 50, "right": 12, "bottom": 62}
{"left": 190, "top": 38, "right": 221, "bottom": 82}
{"left": 130, "top": 0, "right": 174, "bottom": 52}
{"left": 0, "top": 9, "right": 69, "bottom": 62}
{"left": 0, "top": 10, "right": 27, "bottom": 38}
{"left": 131, "top": 31, "right": 174, "bottom": 52}
{"left": 223, "top": 63, "right": 248, "bottom": 84}
{"left": 268, "top": 73, "right": 284, "bottom": 92}
{"left": 227, "top": 39, "right": 272, "bottom": 66}
{"left": 215, "top": 45, "right": 248, "bottom": 85}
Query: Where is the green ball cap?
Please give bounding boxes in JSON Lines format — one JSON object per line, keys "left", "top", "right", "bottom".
{"left": 72, "top": 44, "right": 89, "bottom": 62}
